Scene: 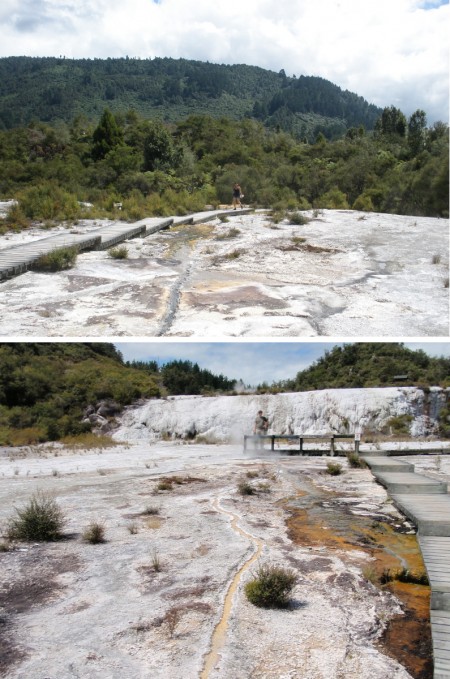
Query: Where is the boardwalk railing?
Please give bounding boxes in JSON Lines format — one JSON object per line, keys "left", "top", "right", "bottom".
{"left": 243, "top": 434, "right": 358, "bottom": 456}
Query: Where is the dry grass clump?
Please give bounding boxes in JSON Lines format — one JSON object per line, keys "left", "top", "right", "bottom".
{"left": 108, "top": 245, "right": 129, "bottom": 259}
{"left": 142, "top": 505, "right": 160, "bottom": 515}
{"left": 7, "top": 491, "right": 65, "bottom": 542}
{"left": 224, "top": 248, "right": 245, "bottom": 259}
{"left": 158, "top": 601, "right": 213, "bottom": 638}
{"left": 346, "top": 452, "right": 367, "bottom": 468}
{"left": 82, "top": 521, "right": 106, "bottom": 544}
{"left": 60, "top": 433, "right": 121, "bottom": 449}
{"left": 151, "top": 549, "right": 162, "bottom": 572}
{"left": 215, "top": 227, "right": 241, "bottom": 240}
{"left": 237, "top": 480, "right": 256, "bottom": 495}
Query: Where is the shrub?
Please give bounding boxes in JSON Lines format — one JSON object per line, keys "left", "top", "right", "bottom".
{"left": 19, "top": 183, "right": 80, "bottom": 221}
{"left": 245, "top": 563, "right": 297, "bottom": 608}
{"left": 7, "top": 491, "right": 65, "bottom": 541}
{"left": 346, "top": 452, "right": 366, "bottom": 468}
{"left": 108, "top": 245, "right": 129, "bottom": 259}
{"left": 237, "top": 481, "right": 256, "bottom": 495}
{"left": 387, "top": 414, "right": 413, "bottom": 435}
{"left": 288, "top": 211, "right": 309, "bottom": 225}
{"left": 326, "top": 462, "right": 343, "bottom": 476}
{"left": 82, "top": 521, "right": 106, "bottom": 544}
{"left": 316, "top": 188, "right": 349, "bottom": 209}
{"left": 157, "top": 479, "right": 173, "bottom": 491}
{"left": 33, "top": 245, "right": 78, "bottom": 272}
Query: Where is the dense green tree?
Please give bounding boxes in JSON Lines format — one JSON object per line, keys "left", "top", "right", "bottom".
{"left": 408, "top": 109, "right": 427, "bottom": 157}
{"left": 142, "top": 121, "right": 175, "bottom": 171}
{"left": 271, "top": 343, "right": 450, "bottom": 392}
{"left": 0, "top": 343, "right": 160, "bottom": 444}
{"left": 92, "top": 108, "right": 124, "bottom": 161}
{"left": 375, "top": 106, "right": 407, "bottom": 138}
{"left": 161, "top": 360, "right": 235, "bottom": 395}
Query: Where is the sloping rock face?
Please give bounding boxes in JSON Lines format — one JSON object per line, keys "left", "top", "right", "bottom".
{"left": 114, "top": 387, "right": 447, "bottom": 443}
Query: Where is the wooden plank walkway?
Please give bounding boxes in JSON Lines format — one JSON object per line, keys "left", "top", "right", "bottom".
{"left": 420, "top": 537, "right": 450, "bottom": 610}
{"left": 0, "top": 208, "right": 254, "bottom": 281}
{"left": 362, "top": 456, "right": 415, "bottom": 473}
{"left": 430, "top": 610, "right": 450, "bottom": 678}
{"left": 0, "top": 232, "right": 101, "bottom": 280}
{"left": 374, "top": 471, "right": 448, "bottom": 494}
{"left": 390, "top": 494, "right": 450, "bottom": 537}
{"left": 361, "top": 453, "right": 450, "bottom": 678}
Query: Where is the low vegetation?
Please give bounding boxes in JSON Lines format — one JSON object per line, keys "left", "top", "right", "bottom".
{"left": 245, "top": 563, "right": 298, "bottom": 608}
{"left": 0, "top": 343, "right": 160, "bottom": 445}
{"left": 6, "top": 491, "right": 65, "bottom": 542}
{"left": 237, "top": 480, "right": 257, "bottom": 496}
{"left": 379, "top": 567, "right": 430, "bottom": 586}
{"left": 326, "top": 462, "right": 343, "bottom": 476}
{"left": 32, "top": 246, "right": 78, "bottom": 272}
{"left": 271, "top": 342, "right": 450, "bottom": 391}
{"left": 346, "top": 452, "right": 367, "bottom": 468}
{"left": 82, "top": 521, "right": 106, "bottom": 544}
{"left": 108, "top": 245, "right": 129, "bottom": 259}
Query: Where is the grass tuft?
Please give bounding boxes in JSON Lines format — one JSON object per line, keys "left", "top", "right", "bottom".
{"left": 326, "top": 461, "right": 343, "bottom": 476}
{"left": 7, "top": 491, "right": 65, "bottom": 541}
{"left": 108, "top": 245, "right": 129, "bottom": 259}
{"left": 33, "top": 246, "right": 78, "bottom": 272}
{"left": 82, "top": 521, "right": 106, "bottom": 544}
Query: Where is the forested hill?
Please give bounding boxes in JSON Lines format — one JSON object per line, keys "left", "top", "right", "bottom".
{"left": 0, "top": 343, "right": 235, "bottom": 445}
{"left": 0, "top": 56, "right": 381, "bottom": 139}
{"left": 273, "top": 343, "right": 450, "bottom": 392}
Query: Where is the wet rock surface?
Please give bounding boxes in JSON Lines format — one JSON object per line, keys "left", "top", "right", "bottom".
{"left": 0, "top": 210, "right": 447, "bottom": 337}
{"left": 0, "top": 442, "right": 441, "bottom": 678}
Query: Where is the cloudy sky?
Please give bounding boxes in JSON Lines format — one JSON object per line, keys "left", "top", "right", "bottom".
{"left": 115, "top": 341, "right": 450, "bottom": 386}
{"left": 0, "top": 0, "right": 448, "bottom": 122}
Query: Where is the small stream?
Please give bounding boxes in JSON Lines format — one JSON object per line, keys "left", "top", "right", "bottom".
{"left": 200, "top": 464, "right": 432, "bottom": 679}
{"left": 200, "top": 498, "right": 263, "bottom": 678}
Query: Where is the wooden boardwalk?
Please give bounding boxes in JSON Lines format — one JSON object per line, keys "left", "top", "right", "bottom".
{"left": 430, "top": 610, "right": 450, "bottom": 678}
{"left": 362, "top": 453, "right": 450, "bottom": 678}
{"left": 0, "top": 232, "right": 102, "bottom": 280}
{"left": 390, "top": 494, "right": 450, "bottom": 537}
{"left": 0, "top": 208, "right": 254, "bottom": 281}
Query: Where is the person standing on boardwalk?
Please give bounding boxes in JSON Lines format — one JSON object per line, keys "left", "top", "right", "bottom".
{"left": 232, "top": 183, "right": 243, "bottom": 209}
{"left": 253, "top": 410, "right": 268, "bottom": 448}
{"left": 253, "top": 410, "right": 268, "bottom": 435}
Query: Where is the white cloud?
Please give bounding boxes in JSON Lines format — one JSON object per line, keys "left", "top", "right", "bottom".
{"left": 0, "top": 0, "right": 448, "bottom": 121}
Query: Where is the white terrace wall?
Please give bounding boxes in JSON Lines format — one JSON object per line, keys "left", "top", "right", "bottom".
{"left": 113, "top": 387, "right": 447, "bottom": 443}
